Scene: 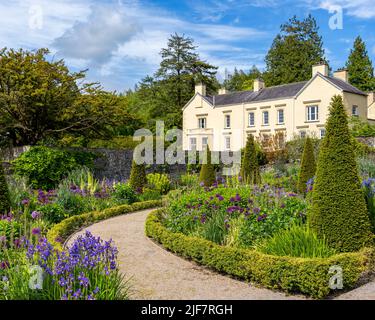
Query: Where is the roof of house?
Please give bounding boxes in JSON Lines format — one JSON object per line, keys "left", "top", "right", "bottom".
{"left": 204, "top": 75, "right": 367, "bottom": 107}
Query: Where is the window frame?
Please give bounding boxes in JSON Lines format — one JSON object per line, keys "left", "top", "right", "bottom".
{"left": 224, "top": 114, "right": 231, "bottom": 128}
{"left": 202, "top": 136, "right": 208, "bottom": 149}
{"left": 277, "top": 109, "right": 285, "bottom": 124}
{"left": 198, "top": 117, "right": 207, "bottom": 129}
{"left": 190, "top": 137, "right": 197, "bottom": 151}
{"left": 306, "top": 105, "right": 319, "bottom": 122}
{"left": 248, "top": 112, "right": 255, "bottom": 127}
{"left": 352, "top": 105, "right": 359, "bottom": 116}
{"left": 225, "top": 136, "right": 231, "bottom": 150}
{"left": 262, "top": 110, "right": 269, "bottom": 126}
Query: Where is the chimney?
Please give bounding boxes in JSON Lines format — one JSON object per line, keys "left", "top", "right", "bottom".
{"left": 368, "top": 92, "right": 375, "bottom": 107}
{"left": 218, "top": 87, "right": 228, "bottom": 95}
{"left": 333, "top": 69, "right": 348, "bottom": 82}
{"left": 312, "top": 63, "right": 329, "bottom": 77}
{"left": 195, "top": 83, "right": 206, "bottom": 96}
{"left": 253, "top": 78, "right": 265, "bottom": 92}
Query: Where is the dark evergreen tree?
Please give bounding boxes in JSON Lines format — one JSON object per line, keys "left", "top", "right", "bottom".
{"left": 199, "top": 145, "right": 216, "bottom": 187}
{"left": 346, "top": 36, "right": 375, "bottom": 92}
{"left": 264, "top": 15, "right": 327, "bottom": 86}
{"left": 308, "top": 95, "right": 373, "bottom": 252}
{"left": 0, "top": 160, "right": 10, "bottom": 214}
{"left": 129, "top": 160, "right": 147, "bottom": 192}
{"left": 297, "top": 137, "right": 316, "bottom": 194}
{"left": 241, "top": 135, "right": 261, "bottom": 185}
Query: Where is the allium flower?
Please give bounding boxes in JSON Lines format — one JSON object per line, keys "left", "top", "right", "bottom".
{"left": 32, "top": 228, "right": 41, "bottom": 236}
{"left": 21, "top": 198, "right": 30, "bottom": 206}
{"left": 31, "top": 211, "right": 41, "bottom": 219}
{"left": 253, "top": 207, "right": 260, "bottom": 214}
{"left": 257, "top": 214, "right": 267, "bottom": 222}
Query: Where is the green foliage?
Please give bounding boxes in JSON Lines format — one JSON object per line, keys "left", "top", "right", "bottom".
{"left": 297, "top": 137, "right": 316, "bottom": 194}
{"left": 308, "top": 95, "right": 374, "bottom": 252}
{"left": 113, "top": 183, "right": 138, "bottom": 204}
{"left": 199, "top": 146, "right": 216, "bottom": 187}
{"left": 146, "top": 173, "right": 171, "bottom": 195}
{"left": 264, "top": 15, "right": 327, "bottom": 86}
{"left": 286, "top": 135, "right": 320, "bottom": 163}
{"left": 223, "top": 66, "right": 262, "bottom": 92}
{"left": 179, "top": 173, "right": 199, "bottom": 188}
{"left": 47, "top": 200, "right": 162, "bottom": 251}
{"left": 362, "top": 179, "right": 375, "bottom": 233}
{"left": 0, "top": 160, "right": 10, "bottom": 214}
{"left": 12, "top": 146, "right": 95, "bottom": 190}
{"left": 257, "top": 224, "right": 336, "bottom": 258}
{"left": 346, "top": 36, "right": 375, "bottom": 92}
{"left": 350, "top": 116, "right": 375, "bottom": 137}
{"left": 241, "top": 135, "right": 261, "bottom": 184}
{"left": 37, "top": 203, "right": 66, "bottom": 224}
{"left": 0, "top": 220, "right": 22, "bottom": 244}
{"left": 129, "top": 160, "right": 147, "bottom": 192}
{"left": 358, "top": 156, "right": 375, "bottom": 178}
{"left": 146, "top": 209, "right": 375, "bottom": 299}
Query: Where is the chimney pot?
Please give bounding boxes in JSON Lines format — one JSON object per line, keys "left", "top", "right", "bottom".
{"left": 333, "top": 69, "right": 349, "bottom": 82}
{"left": 195, "top": 83, "right": 206, "bottom": 96}
{"left": 253, "top": 78, "right": 265, "bottom": 92}
{"left": 312, "top": 63, "right": 329, "bottom": 77}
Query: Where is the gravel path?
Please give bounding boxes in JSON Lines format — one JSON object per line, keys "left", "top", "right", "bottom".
{"left": 67, "top": 209, "right": 305, "bottom": 300}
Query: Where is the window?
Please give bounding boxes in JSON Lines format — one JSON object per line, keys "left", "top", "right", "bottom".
{"left": 224, "top": 114, "right": 231, "bottom": 128}
{"left": 300, "top": 131, "right": 306, "bottom": 138}
{"left": 248, "top": 112, "right": 255, "bottom": 127}
{"left": 198, "top": 118, "right": 206, "bottom": 129}
{"left": 225, "top": 136, "right": 231, "bottom": 150}
{"left": 202, "top": 137, "right": 208, "bottom": 149}
{"left": 262, "top": 111, "right": 269, "bottom": 125}
{"left": 307, "top": 105, "right": 319, "bottom": 122}
{"left": 190, "top": 137, "right": 197, "bottom": 151}
{"left": 320, "top": 129, "right": 326, "bottom": 139}
{"left": 352, "top": 105, "right": 359, "bottom": 116}
{"left": 277, "top": 109, "right": 284, "bottom": 124}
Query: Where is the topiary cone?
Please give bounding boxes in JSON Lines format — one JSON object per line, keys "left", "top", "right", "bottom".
{"left": 0, "top": 159, "right": 11, "bottom": 214}
{"left": 199, "top": 145, "right": 216, "bottom": 187}
{"left": 241, "top": 134, "right": 261, "bottom": 185}
{"left": 297, "top": 136, "right": 316, "bottom": 194}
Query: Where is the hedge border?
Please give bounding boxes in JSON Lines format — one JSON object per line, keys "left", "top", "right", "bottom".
{"left": 47, "top": 200, "right": 162, "bottom": 251}
{"left": 145, "top": 209, "right": 375, "bottom": 299}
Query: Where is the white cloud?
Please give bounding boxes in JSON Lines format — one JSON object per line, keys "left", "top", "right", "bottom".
{"left": 308, "top": 0, "right": 375, "bottom": 19}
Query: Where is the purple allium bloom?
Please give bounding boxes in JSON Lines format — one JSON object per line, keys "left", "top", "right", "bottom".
{"left": 253, "top": 207, "right": 260, "bottom": 214}
{"left": 215, "top": 194, "right": 224, "bottom": 201}
{"left": 0, "top": 235, "right": 6, "bottom": 243}
{"left": 13, "top": 238, "right": 21, "bottom": 248}
{"left": 31, "top": 211, "right": 41, "bottom": 219}
{"left": 288, "top": 192, "right": 297, "bottom": 197}
{"left": 32, "top": 228, "right": 41, "bottom": 236}
{"left": 0, "top": 261, "right": 9, "bottom": 269}
{"left": 21, "top": 198, "right": 30, "bottom": 206}
{"left": 280, "top": 203, "right": 286, "bottom": 209}
{"left": 257, "top": 214, "right": 268, "bottom": 222}
{"left": 199, "top": 181, "right": 205, "bottom": 187}
{"left": 238, "top": 175, "right": 242, "bottom": 182}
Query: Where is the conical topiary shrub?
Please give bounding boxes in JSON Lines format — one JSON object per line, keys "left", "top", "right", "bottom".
{"left": 308, "top": 95, "right": 373, "bottom": 252}
{"left": 0, "top": 160, "right": 11, "bottom": 214}
{"left": 199, "top": 145, "right": 216, "bottom": 187}
{"left": 129, "top": 160, "right": 147, "bottom": 192}
{"left": 241, "top": 134, "right": 261, "bottom": 184}
{"left": 297, "top": 136, "right": 316, "bottom": 194}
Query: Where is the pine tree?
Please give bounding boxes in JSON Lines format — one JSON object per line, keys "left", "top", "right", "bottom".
{"left": 308, "top": 95, "right": 373, "bottom": 252}
{"left": 264, "top": 15, "right": 327, "bottom": 86}
{"left": 199, "top": 145, "right": 216, "bottom": 187}
{"left": 0, "top": 160, "right": 10, "bottom": 214}
{"left": 297, "top": 137, "right": 316, "bottom": 194}
{"left": 129, "top": 160, "right": 147, "bottom": 192}
{"left": 241, "top": 135, "right": 261, "bottom": 185}
{"left": 346, "top": 36, "right": 375, "bottom": 92}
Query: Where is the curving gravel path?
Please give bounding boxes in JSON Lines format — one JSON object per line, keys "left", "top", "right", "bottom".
{"left": 67, "top": 209, "right": 306, "bottom": 300}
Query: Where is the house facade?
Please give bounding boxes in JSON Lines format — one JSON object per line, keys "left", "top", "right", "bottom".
{"left": 182, "top": 63, "right": 374, "bottom": 152}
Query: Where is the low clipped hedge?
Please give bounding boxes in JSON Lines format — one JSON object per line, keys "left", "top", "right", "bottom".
{"left": 48, "top": 200, "right": 162, "bottom": 250}
{"left": 146, "top": 209, "right": 375, "bottom": 299}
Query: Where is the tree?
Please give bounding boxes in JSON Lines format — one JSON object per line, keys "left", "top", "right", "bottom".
{"left": 308, "top": 95, "right": 373, "bottom": 252}
{"left": 241, "top": 135, "right": 261, "bottom": 184}
{"left": 155, "top": 33, "right": 218, "bottom": 128}
{"left": 264, "top": 15, "right": 327, "bottom": 86}
{"left": 199, "top": 145, "right": 216, "bottom": 187}
{"left": 297, "top": 137, "right": 316, "bottom": 194}
{"left": 346, "top": 36, "right": 375, "bottom": 92}
{"left": 129, "top": 160, "right": 147, "bottom": 192}
{"left": 224, "top": 66, "right": 262, "bottom": 92}
{"left": 0, "top": 48, "right": 130, "bottom": 146}
{"left": 0, "top": 159, "right": 10, "bottom": 214}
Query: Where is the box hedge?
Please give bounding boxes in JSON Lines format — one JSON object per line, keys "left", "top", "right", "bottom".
{"left": 47, "top": 200, "right": 162, "bottom": 250}
{"left": 146, "top": 209, "right": 375, "bottom": 299}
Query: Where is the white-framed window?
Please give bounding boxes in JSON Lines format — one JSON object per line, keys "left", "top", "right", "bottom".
{"left": 248, "top": 112, "right": 255, "bottom": 127}
{"left": 198, "top": 117, "right": 206, "bottom": 129}
{"left": 300, "top": 130, "right": 306, "bottom": 138}
{"left": 190, "top": 137, "right": 197, "bottom": 151}
{"left": 224, "top": 114, "right": 231, "bottom": 128}
{"left": 225, "top": 136, "right": 231, "bottom": 150}
{"left": 352, "top": 105, "right": 359, "bottom": 116}
{"left": 202, "top": 137, "right": 208, "bottom": 149}
{"left": 277, "top": 109, "right": 284, "bottom": 124}
{"left": 307, "top": 105, "right": 319, "bottom": 122}
{"left": 320, "top": 128, "right": 326, "bottom": 139}
{"left": 262, "top": 111, "right": 269, "bottom": 125}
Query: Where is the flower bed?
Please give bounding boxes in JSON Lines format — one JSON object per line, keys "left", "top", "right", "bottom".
{"left": 47, "top": 200, "right": 162, "bottom": 250}
{"left": 146, "top": 209, "right": 375, "bottom": 299}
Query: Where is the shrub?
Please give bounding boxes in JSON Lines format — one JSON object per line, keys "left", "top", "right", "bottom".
{"left": 0, "top": 160, "right": 10, "bottom": 214}
{"left": 286, "top": 135, "right": 320, "bottom": 163}
{"left": 0, "top": 220, "right": 22, "bottom": 244}
{"left": 199, "top": 146, "right": 216, "bottom": 187}
{"left": 129, "top": 160, "right": 147, "bottom": 192}
{"left": 297, "top": 137, "right": 316, "bottom": 194}
{"left": 257, "top": 224, "right": 336, "bottom": 258}
{"left": 308, "top": 95, "right": 373, "bottom": 252}
{"left": 179, "top": 173, "right": 199, "bottom": 188}
{"left": 146, "top": 210, "right": 375, "bottom": 299}
{"left": 146, "top": 173, "right": 171, "bottom": 195}
{"left": 113, "top": 183, "right": 138, "bottom": 204}
{"left": 241, "top": 135, "right": 261, "bottom": 184}
{"left": 12, "top": 146, "right": 95, "bottom": 190}
{"left": 38, "top": 203, "right": 67, "bottom": 224}
{"left": 363, "top": 178, "right": 375, "bottom": 232}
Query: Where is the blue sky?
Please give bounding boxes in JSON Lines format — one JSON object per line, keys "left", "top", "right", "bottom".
{"left": 1, "top": 0, "right": 375, "bottom": 92}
